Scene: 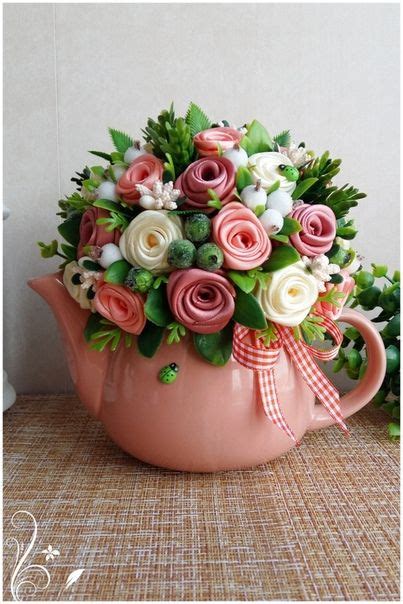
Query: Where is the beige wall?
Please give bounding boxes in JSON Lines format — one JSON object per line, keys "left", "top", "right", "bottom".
{"left": 4, "top": 3, "right": 400, "bottom": 393}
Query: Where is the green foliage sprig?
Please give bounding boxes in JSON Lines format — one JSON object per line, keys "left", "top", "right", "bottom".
{"left": 334, "top": 265, "right": 400, "bottom": 438}
{"left": 185, "top": 102, "right": 212, "bottom": 137}
{"left": 84, "top": 314, "right": 133, "bottom": 352}
{"left": 297, "top": 152, "right": 366, "bottom": 218}
{"left": 142, "top": 103, "right": 194, "bottom": 174}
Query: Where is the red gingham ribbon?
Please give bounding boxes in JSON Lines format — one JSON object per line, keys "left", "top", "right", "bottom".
{"left": 232, "top": 314, "right": 348, "bottom": 443}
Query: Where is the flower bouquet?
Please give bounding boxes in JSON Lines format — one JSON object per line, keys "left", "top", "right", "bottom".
{"left": 34, "top": 102, "right": 386, "bottom": 471}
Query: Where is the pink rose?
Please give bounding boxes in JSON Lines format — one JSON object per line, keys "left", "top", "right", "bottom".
{"left": 194, "top": 127, "right": 243, "bottom": 157}
{"left": 77, "top": 207, "right": 120, "bottom": 258}
{"left": 116, "top": 154, "right": 163, "bottom": 205}
{"left": 94, "top": 282, "right": 146, "bottom": 335}
{"left": 167, "top": 268, "right": 235, "bottom": 334}
{"left": 290, "top": 204, "right": 336, "bottom": 256}
{"left": 175, "top": 157, "right": 236, "bottom": 212}
{"left": 316, "top": 270, "right": 355, "bottom": 320}
{"left": 212, "top": 202, "right": 272, "bottom": 270}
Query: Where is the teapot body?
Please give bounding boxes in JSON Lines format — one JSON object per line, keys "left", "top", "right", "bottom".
{"left": 93, "top": 338, "right": 315, "bottom": 471}
{"left": 28, "top": 272, "right": 386, "bottom": 472}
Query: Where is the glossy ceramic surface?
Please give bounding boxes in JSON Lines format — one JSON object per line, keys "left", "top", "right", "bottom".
{"left": 29, "top": 272, "right": 386, "bottom": 472}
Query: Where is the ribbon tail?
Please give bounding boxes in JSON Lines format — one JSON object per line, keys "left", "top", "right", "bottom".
{"left": 257, "top": 371, "right": 299, "bottom": 444}
{"left": 281, "top": 330, "right": 349, "bottom": 435}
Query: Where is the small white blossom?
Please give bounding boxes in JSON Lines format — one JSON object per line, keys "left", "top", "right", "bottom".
{"left": 41, "top": 544, "right": 60, "bottom": 562}
{"left": 302, "top": 254, "right": 340, "bottom": 292}
{"left": 80, "top": 270, "right": 102, "bottom": 291}
{"left": 136, "top": 180, "right": 181, "bottom": 210}
{"left": 282, "top": 143, "right": 313, "bottom": 168}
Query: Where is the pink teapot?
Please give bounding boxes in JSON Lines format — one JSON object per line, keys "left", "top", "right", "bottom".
{"left": 29, "top": 272, "right": 386, "bottom": 472}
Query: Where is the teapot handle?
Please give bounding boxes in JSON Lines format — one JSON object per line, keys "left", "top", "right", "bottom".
{"left": 308, "top": 308, "right": 386, "bottom": 431}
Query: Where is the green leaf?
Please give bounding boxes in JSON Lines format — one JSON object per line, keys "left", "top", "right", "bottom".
{"left": 228, "top": 270, "right": 256, "bottom": 294}
{"left": 292, "top": 177, "right": 318, "bottom": 200}
{"left": 104, "top": 260, "right": 131, "bottom": 284}
{"left": 267, "top": 180, "right": 281, "bottom": 194}
{"left": 233, "top": 288, "right": 267, "bottom": 330}
{"left": 273, "top": 130, "right": 291, "bottom": 147}
{"left": 193, "top": 324, "right": 233, "bottom": 366}
{"left": 84, "top": 313, "right": 104, "bottom": 342}
{"left": 236, "top": 166, "right": 253, "bottom": 192}
{"left": 144, "top": 285, "right": 173, "bottom": 327}
{"left": 270, "top": 234, "right": 289, "bottom": 244}
{"left": 94, "top": 199, "right": 120, "bottom": 212}
{"left": 108, "top": 128, "right": 133, "bottom": 154}
{"left": 137, "top": 322, "right": 165, "bottom": 358}
{"left": 58, "top": 214, "right": 81, "bottom": 246}
{"left": 278, "top": 217, "right": 301, "bottom": 236}
{"left": 89, "top": 150, "right": 112, "bottom": 162}
{"left": 207, "top": 198, "right": 222, "bottom": 210}
{"left": 185, "top": 102, "right": 212, "bottom": 137}
{"left": 262, "top": 246, "right": 300, "bottom": 272}
{"left": 240, "top": 120, "right": 273, "bottom": 155}
{"left": 254, "top": 205, "right": 266, "bottom": 218}
{"left": 60, "top": 243, "right": 77, "bottom": 261}
{"left": 37, "top": 240, "right": 59, "bottom": 259}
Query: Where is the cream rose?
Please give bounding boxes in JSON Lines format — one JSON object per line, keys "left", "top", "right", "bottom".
{"left": 119, "top": 210, "right": 184, "bottom": 274}
{"left": 248, "top": 152, "right": 297, "bottom": 194}
{"left": 256, "top": 261, "right": 319, "bottom": 326}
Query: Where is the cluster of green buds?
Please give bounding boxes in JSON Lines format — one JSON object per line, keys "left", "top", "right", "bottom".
{"left": 333, "top": 264, "right": 400, "bottom": 439}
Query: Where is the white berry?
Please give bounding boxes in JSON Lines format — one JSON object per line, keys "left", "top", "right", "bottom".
{"left": 139, "top": 194, "right": 157, "bottom": 209}
{"left": 124, "top": 145, "right": 146, "bottom": 164}
{"left": 99, "top": 243, "right": 123, "bottom": 269}
{"left": 266, "top": 190, "right": 293, "bottom": 217}
{"left": 110, "top": 164, "right": 125, "bottom": 181}
{"left": 96, "top": 181, "right": 117, "bottom": 202}
{"left": 223, "top": 144, "right": 248, "bottom": 169}
{"left": 240, "top": 181, "right": 267, "bottom": 211}
{"left": 259, "top": 209, "right": 284, "bottom": 234}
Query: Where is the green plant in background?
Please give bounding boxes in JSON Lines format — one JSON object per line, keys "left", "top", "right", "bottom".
{"left": 334, "top": 265, "right": 400, "bottom": 439}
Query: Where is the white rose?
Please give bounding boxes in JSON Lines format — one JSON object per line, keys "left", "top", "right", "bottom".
{"left": 119, "top": 210, "right": 184, "bottom": 274}
{"left": 256, "top": 261, "right": 319, "bottom": 326}
{"left": 247, "top": 152, "right": 297, "bottom": 194}
{"left": 63, "top": 261, "right": 94, "bottom": 310}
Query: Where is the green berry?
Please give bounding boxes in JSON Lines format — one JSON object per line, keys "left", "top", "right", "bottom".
{"left": 125, "top": 268, "right": 154, "bottom": 293}
{"left": 184, "top": 214, "right": 211, "bottom": 244}
{"left": 357, "top": 286, "right": 381, "bottom": 309}
{"left": 382, "top": 313, "right": 400, "bottom": 338}
{"left": 386, "top": 344, "right": 400, "bottom": 374}
{"left": 279, "top": 164, "right": 299, "bottom": 182}
{"left": 167, "top": 239, "right": 197, "bottom": 269}
{"left": 355, "top": 271, "right": 374, "bottom": 289}
{"left": 196, "top": 243, "right": 224, "bottom": 272}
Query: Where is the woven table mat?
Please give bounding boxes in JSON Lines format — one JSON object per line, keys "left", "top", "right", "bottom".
{"left": 3, "top": 395, "right": 400, "bottom": 601}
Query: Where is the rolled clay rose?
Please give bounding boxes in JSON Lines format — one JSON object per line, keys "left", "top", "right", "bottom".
{"left": 256, "top": 261, "right": 319, "bottom": 327}
{"left": 316, "top": 270, "right": 355, "bottom": 320}
{"left": 116, "top": 154, "right": 163, "bottom": 204}
{"left": 119, "top": 210, "right": 184, "bottom": 274}
{"left": 247, "top": 152, "right": 297, "bottom": 194}
{"left": 290, "top": 204, "right": 336, "bottom": 257}
{"left": 212, "top": 202, "right": 271, "bottom": 270}
{"left": 77, "top": 207, "right": 120, "bottom": 258}
{"left": 167, "top": 268, "right": 236, "bottom": 334}
{"left": 194, "top": 127, "right": 243, "bottom": 157}
{"left": 94, "top": 281, "right": 146, "bottom": 334}
{"left": 175, "top": 157, "right": 236, "bottom": 211}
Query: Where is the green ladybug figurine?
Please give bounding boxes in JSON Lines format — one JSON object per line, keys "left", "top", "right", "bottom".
{"left": 278, "top": 164, "right": 299, "bottom": 182}
{"left": 159, "top": 362, "right": 179, "bottom": 384}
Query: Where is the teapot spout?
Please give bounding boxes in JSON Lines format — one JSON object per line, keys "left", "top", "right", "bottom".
{"left": 28, "top": 272, "right": 108, "bottom": 418}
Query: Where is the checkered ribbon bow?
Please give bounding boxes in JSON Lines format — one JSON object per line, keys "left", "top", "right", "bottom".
{"left": 232, "top": 314, "right": 349, "bottom": 443}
